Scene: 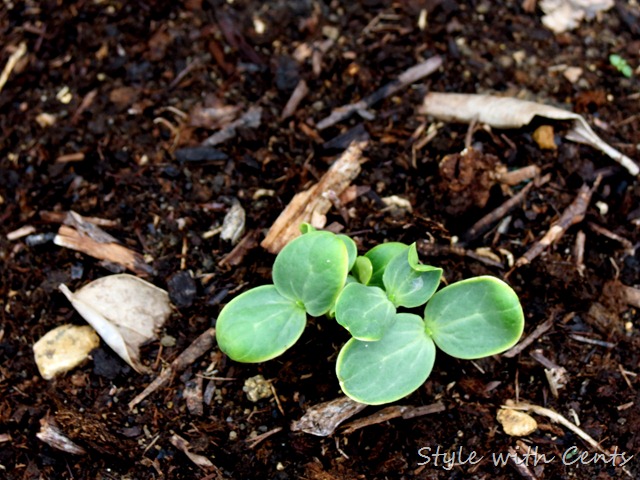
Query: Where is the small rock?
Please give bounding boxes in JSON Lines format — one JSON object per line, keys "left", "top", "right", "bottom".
{"left": 167, "top": 270, "right": 197, "bottom": 308}
{"left": 33, "top": 324, "right": 100, "bottom": 380}
{"left": 497, "top": 408, "right": 538, "bottom": 436}
{"left": 532, "top": 125, "right": 557, "bottom": 150}
{"left": 243, "top": 374, "right": 272, "bottom": 402}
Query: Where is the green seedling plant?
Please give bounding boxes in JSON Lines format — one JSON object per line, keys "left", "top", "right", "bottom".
{"left": 609, "top": 54, "right": 633, "bottom": 78}
{"left": 216, "top": 225, "right": 525, "bottom": 405}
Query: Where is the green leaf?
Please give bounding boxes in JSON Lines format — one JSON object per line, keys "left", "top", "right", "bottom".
{"left": 424, "top": 276, "right": 524, "bottom": 359}
{"left": 364, "top": 242, "right": 408, "bottom": 288}
{"left": 337, "top": 234, "right": 358, "bottom": 271}
{"left": 383, "top": 243, "right": 442, "bottom": 308}
{"left": 272, "top": 231, "right": 349, "bottom": 316}
{"left": 216, "top": 285, "right": 306, "bottom": 362}
{"left": 335, "top": 283, "right": 396, "bottom": 341}
{"left": 336, "top": 313, "right": 436, "bottom": 405}
{"left": 351, "top": 256, "right": 373, "bottom": 285}
{"left": 299, "top": 223, "right": 316, "bottom": 234}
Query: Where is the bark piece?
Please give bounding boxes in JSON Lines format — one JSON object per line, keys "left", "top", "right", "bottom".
{"left": 291, "top": 396, "right": 366, "bottom": 436}
{"left": 169, "top": 434, "right": 216, "bottom": 471}
{"left": 261, "top": 139, "right": 368, "bottom": 253}
{"left": 36, "top": 415, "right": 86, "bottom": 455}
{"left": 54, "top": 212, "right": 151, "bottom": 275}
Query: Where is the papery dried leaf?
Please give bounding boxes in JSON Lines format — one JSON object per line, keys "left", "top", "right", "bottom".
{"left": 540, "top": 0, "right": 614, "bottom": 33}
{"left": 420, "top": 93, "right": 638, "bottom": 176}
{"left": 59, "top": 274, "right": 172, "bottom": 373}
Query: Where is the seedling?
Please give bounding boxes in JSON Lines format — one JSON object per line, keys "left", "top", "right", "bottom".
{"left": 216, "top": 225, "right": 524, "bottom": 405}
{"left": 609, "top": 54, "right": 633, "bottom": 78}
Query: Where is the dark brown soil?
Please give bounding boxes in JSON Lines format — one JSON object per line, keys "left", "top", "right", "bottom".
{"left": 1, "top": 1, "right": 639, "bottom": 479}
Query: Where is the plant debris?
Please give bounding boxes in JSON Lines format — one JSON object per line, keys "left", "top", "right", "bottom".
{"left": 59, "top": 274, "right": 172, "bottom": 373}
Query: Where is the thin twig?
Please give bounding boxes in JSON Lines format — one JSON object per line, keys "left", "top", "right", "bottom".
{"left": 316, "top": 56, "right": 442, "bottom": 130}
{"left": 505, "top": 401, "right": 634, "bottom": 477}
{"left": 129, "top": 328, "right": 216, "bottom": 409}
{"left": 245, "top": 427, "right": 283, "bottom": 449}
{"left": 514, "top": 176, "right": 601, "bottom": 268}
{"left": 463, "top": 176, "right": 544, "bottom": 244}
{"left": 0, "top": 42, "right": 27, "bottom": 93}
{"left": 503, "top": 315, "right": 554, "bottom": 358}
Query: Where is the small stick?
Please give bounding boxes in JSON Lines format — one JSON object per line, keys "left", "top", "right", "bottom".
{"left": 497, "top": 165, "right": 541, "bottom": 186}
{"left": 55, "top": 225, "right": 152, "bottom": 275}
{"left": 505, "top": 401, "right": 634, "bottom": 477}
{"left": 463, "top": 177, "right": 542, "bottom": 244}
{"left": 71, "top": 89, "right": 97, "bottom": 124}
{"left": 245, "top": 426, "right": 283, "bottom": 449}
{"left": 280, "top": 79, "right": 309, "bottom": 120}
{"left": 574, "top": 230, "right": 586, "bottom": 275}
{"left": 0, "top": 42, "right": 27, "bottom": 93}
{"left": 587, "top": 221, "right": 635, "bottom": 253}
{"left": 316, "top": 56, "right": 442, "bottom": 130}
{"left": 129, "top": 328, "right": 216, "bottom": 409}
{"left": 570, "top": 334, "right": 616, "bottom": 348}
{"left": 514, "top": 176, "right": 601, "bottom": 268}
{"left": 169, "top": 58, "right": 201, "bottom": 89}
{"left": 503, "top": 315, "right": 554, "bottom": 358}
{"left": 418, "top": 240, "right": 504, "bottom": 269}
{"left": 341, "top": 402, "right": 446, "bottom": 434}
{"left": 202, "top": 106, "right": 262, "bottom": 147}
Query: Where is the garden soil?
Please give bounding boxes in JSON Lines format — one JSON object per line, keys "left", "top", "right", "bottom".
{"left": 1, "top": 1, "right": 639, "bottom": 479}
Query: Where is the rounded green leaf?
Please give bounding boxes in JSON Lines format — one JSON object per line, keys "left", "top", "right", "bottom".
{"left": 351, "top": 256, "right": 373, "bottom": 285}
{"left": 337, "top": 313, "right": 436, "bottom": 405}
{"left": 272, "top": 231, "right": 349, "bottom": 316}
{"left": 299, "top": 223, "right": 316, "bottom": 234}
{"left": 364, "top": 242, "right": 408, "bottom": 288}
{"left": 335, "top": 283, "right": 396, "bottom": 341}
{"left": 424, "top": 276, "right": 524, "bottom": 359}
{"left": 216, "top": 285, "right": 306, "bottom": 362}
{"left": 383, "top": 243, "right": 442, "bottom": 308}
{"left": 337, "top": 234, "right": 358, "bottom": 271}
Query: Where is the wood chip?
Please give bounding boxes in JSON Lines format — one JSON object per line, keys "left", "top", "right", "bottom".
{"left": 290, "top": 396, "right": 366, "bottom": 436}
{"left": 184, "top": 375, "right": 204, "bottom": 416}
{"left": 55, "top": 225, "right": 151, "bottom": 275}
{"left": 36, "top": 415, "right": 86, "bottom": 455}
{"left": 261, "top": 138, "right": 368, "bottom": 253}
{"left": 169, "top": 434, "right": 216, "bottom": 471}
